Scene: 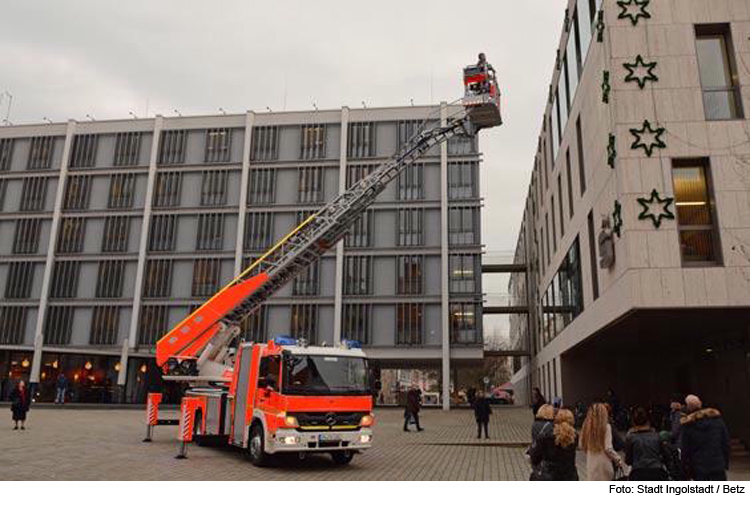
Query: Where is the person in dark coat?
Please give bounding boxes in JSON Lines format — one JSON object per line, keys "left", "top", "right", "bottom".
{"left": 531, "top": 387, "right": 546, "bottom": 417}
{"left": 55, "top": 373, "right": 68, "bottom": 404}
{"left": 668, "top": 396, "right": 684, "bottom": 447}
{"left": 659, "top": 431, "right": 685, "bottom": 481}
{"left": 625, "top": 407, "right": 668, "bottom": 481}
{"left": 473, "top": 390, "right": 492, "bottom": 439}
{"left": 529, "top": 408, "right": 579, "bottom": 481}
{"left": 680, "top": 395, "right": 730, "bottom": 481}
{"left": 403, "top": 386, "right": 423, "bottom": 432}
{"left": 10, "top": 380, "right": 30, "bottom": 430}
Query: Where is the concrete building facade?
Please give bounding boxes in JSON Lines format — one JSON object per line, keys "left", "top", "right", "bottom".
{"left": 510, "top": 0, "right": 750, "bottom": 442}
{"left": 0, "top": 104, "right": 484, "bottom": 405}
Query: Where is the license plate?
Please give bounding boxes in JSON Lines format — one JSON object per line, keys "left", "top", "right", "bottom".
{"left": 318, "top": 434, "right": 340, "bottom": 442}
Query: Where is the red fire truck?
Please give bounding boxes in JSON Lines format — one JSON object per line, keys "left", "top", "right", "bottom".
{"left": 143, "top": 54, "right": 502, "bottom": 466}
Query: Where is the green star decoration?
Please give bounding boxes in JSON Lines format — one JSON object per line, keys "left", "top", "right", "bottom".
{"left": 623, "top": 55, "right": 658, "bottom": 89}
{"left": 613, "top": 200, "right": 623, "bottom": 238}
{"left": 607, "top": 133, "right": 617, "bottom": 169}
{"left": 602, "top": 70, "right": 611, "bottom": 104}
{"left": 637, "top": 189, "right": 675, "bottom": 229}
{"left": 630, "top": 120, "right": 666, "bottom": 157}
{"left": 617, "top": 0, "right": 651, "bottom": 26}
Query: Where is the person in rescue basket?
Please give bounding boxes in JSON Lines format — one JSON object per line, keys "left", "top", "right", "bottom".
{"left": 403, "top": 386, "right": 424, "bottom": 432}
{"left": 473, "top": 390, "right": 492, "bottom": 439}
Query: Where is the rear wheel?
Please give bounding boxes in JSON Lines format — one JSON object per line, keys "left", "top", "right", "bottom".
{"left": 331, "top": 450, "right": 354, "bottom": 465}
{"left": 247, "top": 424, "right": 268, "bottom": 467}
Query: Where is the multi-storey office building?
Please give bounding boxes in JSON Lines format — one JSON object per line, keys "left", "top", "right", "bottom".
{"left": 510, "top": 0, "right": 750, "bottom": 441}
{"left": 0, "top": 105, "right": 484, "bottom": 405}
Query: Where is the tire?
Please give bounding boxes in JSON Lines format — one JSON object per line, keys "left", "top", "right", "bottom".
{"left": 331, "top": 450, "right": 355, "bottom": 465}
{"left": 248, "top": 424, "right": 268, "bottom": 467}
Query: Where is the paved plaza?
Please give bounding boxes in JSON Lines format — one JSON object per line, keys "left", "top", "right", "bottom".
{"left": 1, "top": 406, "right": 749, "bottom": 481}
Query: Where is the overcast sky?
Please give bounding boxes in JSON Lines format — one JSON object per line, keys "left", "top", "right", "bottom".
{"left": 0, "top": 0, "right": 568, "bottom": 255}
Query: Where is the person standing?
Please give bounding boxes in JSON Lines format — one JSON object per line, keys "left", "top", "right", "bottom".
{"left": 529, "top": 408, "right": 579, "bottom": 481}
{"left": 531, "top": 387, "right": 546, "bottom": 417}
{"left": 55, "top": 372, "right": 68, "bottom": 404}
{"left": 625, "top": 407, "right": 668, "bottom": 481}
{"left": 403, "top": 386, "right": 424, "bottom": 432}
{"left": 580, "top": 403, "right": 625, "bottom": 481}
{"left": 473, "top": 390, "right": 492, "bottom": 439}
{"left": 10, "top": 380, "right": 30, "bottom": 430}
{"left": 668, "top": 395, "right": 684, "bottom": 447}
{"left": 680, "top": 394, "right": 730, "bottom": 481}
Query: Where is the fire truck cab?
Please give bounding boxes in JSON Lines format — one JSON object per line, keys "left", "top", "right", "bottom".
{"left": 182, "top": 337, "right": 374, "bottom": 466}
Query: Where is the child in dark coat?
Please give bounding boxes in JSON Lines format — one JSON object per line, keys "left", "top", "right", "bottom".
{"left": 473, "top": 391, "right": 492, "bottom": 439}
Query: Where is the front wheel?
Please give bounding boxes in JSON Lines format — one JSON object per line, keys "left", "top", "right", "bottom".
{"left": 247, "top": 424, "right": 268, "bottom": 467}
{"left": 331, "top": 450, "right": 354, "bottom": 465}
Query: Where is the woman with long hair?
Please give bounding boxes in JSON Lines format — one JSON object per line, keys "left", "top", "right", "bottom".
{"left": 529, "top": 408, "right": 579, "bottom": 480}
{"left": 580, "top": 403, "right": 625, "bottom": 480}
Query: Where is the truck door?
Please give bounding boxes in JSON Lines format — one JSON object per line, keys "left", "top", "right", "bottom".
{"left": 231, "top": 345, "right": 261, "bottom": 446}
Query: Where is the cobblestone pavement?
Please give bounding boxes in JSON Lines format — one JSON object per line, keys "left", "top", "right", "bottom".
{"left": 1, "top": 406, "right": 748, "bottom": 481}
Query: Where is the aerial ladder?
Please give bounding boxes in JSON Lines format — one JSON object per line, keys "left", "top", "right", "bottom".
{"left": 145, "top": 56, "right": 503, "bottom": 451}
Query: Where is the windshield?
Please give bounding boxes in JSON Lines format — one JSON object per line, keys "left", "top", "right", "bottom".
{"left": 282, "top": 354, "right": 370, "bottom": 396}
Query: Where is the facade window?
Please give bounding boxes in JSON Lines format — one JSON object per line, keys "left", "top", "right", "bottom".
{"left": 102, "top": 216, "right": 130, "bottom": 253}
{"left": 300, "top": 124, "right": 326, "bottom": 160}
{"left": 44, "top": 306, "right": 74, "bottom": 345}
{"left": 576, "top": 117, "right": 586, "bottom": 195}
{"left": 672, "top": 159, "right": 721, "bottom": 265}
{"left": 204, "top": 128, "right": 232, "bottom": 163}
{"left": 448, "top": 207, "right": 478, "bottom": 245}
{"left": 397, "top": 208, "right": 424, "bottom": 246}
{"left": 343, "top": 255, "right": 372, "bottom": 296}
{"left": 251, "top": 126, "right": 279, "bottom": 161}
{"left": 90, "top": 306, "right": 119, "bottom": 345}
{"left": 450, "top": 302, "right": 481, "bottom": 345}
{"left": 541, "top": 237, "right": 583, "bottom": 346}
{"left": 695, "top": 25, "right": 743, "bottom": 121}
{"left": 243, "top": 212, "right": 273, "bottom": 251}
{"left": 192, "top": 259, "right": 221, "bottom": 297}
{"left": 544, "top": 214, "right": 551, "bottom": 267}
{"left": 113, "top": 132, "right": 142, "bottom": 167}
{"left": 551, "top": 196, "right": 558, "bottom": 252}
{"left": 566, "top": 150, "right": 574, "bottom": 218}
{"left": 0, "top": 307, "right": 27, "bottom": 345}
{"left": 345, "top": 210, "right": 372, "bottom": 248}
{"left": 57, "top": 217, "right": 86, "bottom": 254}
{"left": 586, "top": 210, "right": 599, "bottom": 301}
{"left": 153, "top": 171, "right": 182, "bottom": 208}
{"left": 397, "top": 255, "right": 423, "bottom": 295}
{"left": 239, "top": 306, "right": 267, "bottom": 343}
{"left": 62, "top": 174, "right": 92, "bottom": 211}
{"left": 20, "top": 176, "right": 48, "bottom": 211}
{"left": 196, "top": 213, "right": 225, "bottom": 251}
{"left": 5, "top": 262, "right": 34, "bottom": 299}
{"left": 397, "top": 163, "right": 424, "bottom": 201}
{"left": 0, "top": 178, "right": 5, "bottom": 210}
{"left": 342, "top": 304, "right": 371, "bottom": 345}
{"left": 290, "top": 304, "right": 317, "bottom": 343}
{"left": 148, "top": 215, "right": 177, "bottom": 252}
{"left": 396, "top": 303, "right": 423, "bottom": 346}
{"left": 346, "top": 164, "right": 374, "bottom": 188}
{"left": 69, "top": 134, "right": 98, "bottom": 168}
{"left": 50, "top": 260, "right": 80, "bottom": 298}
{"left": 96, "top": 260, "right": 125, "bottom": 299}
{"left": 298, "top": 166, "right": 324, "bottom": 203}
{"left": 448, "top": 161, "right": 477, "bottom": 199}
{"left": 449, "top": 254, "right": 479, "bottom": 294}
{"left": 138, "top": 305, "right": 169, "bottom": 346}
{"left": 158, "top": 130, "right": 187, "bottom": 165}
{"left": 557, "top": 175, "right": 565, "bottom": 237}
{"left": 13, "top": 218, "right": 42, "bottom": 254}
{"left": 293, "top": 260, "right": 319, "bottom": 296}
{"left": 448, "top": 133, "right": 477, "bottom": 155}
{"left": 108, "top": 173, "right": 136, "bottom": 209}
{"left": 397, "top": 120, "right": 422, "bottom": 149}
{"left": 143, "top": 259, "right": 173, "bottom": 298}
{"left": 247, "top": 168, "right": 276, "bottom": 204}
{"left": 0, "top": 138, "right": 14, "bottom": 171}
{"left": 200, "top": 169, "right": 228, "bottom": 206}
{"left": 348, "top": 122, "right": 376, "bottom": 158}
{"left": 27, "top": 136, "right": 54, "bottom": 170}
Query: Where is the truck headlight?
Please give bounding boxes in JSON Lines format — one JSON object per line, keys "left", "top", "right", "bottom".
{"left": 283, "top": 436, "right": 300, "bottom": 445}
{"left": 360, "top": 434, "right": 372, "bottom": 444}
{"left": 284, "top": 415, "right": 299, "bottom": 427}
{"left": 359, "top": 414, "right": 374, "bottom": 427}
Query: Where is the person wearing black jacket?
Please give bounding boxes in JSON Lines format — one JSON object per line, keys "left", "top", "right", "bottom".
{"left": 625, "top": 407, "right": 668, "bottom": 481}
{"left": 10, "top": 380, "right": 30, "bottom": 430}
{"left": 403, "top": 386, "right": 424, "bottom": 432}
{"left": 529, "top": 408, "right": 579, "bottom": 481}
{"left": 473, "top": 391, "right": 492, "bottom": 439}
{"left": 680, "top": 395, "right": 730, "bottom": 481}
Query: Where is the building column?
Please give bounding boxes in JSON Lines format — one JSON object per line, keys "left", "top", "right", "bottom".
{"left": 30, "top": 120, "right": 76, "bottom": 384}
{"left": 439, "top": 102, "right": 450, "bottom": 410}
{"left": 120, "top": 115, "right": 163, "bottom": 392}
{"left": 333, "top": 107, "right": 349, "bottom": 343}
{"left": 234, "top": 111, "right": 255, "bottom": 277}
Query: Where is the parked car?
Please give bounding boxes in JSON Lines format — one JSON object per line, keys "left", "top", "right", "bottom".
{"left": 488, "top": 385, "right": 514, "bottom": 405}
